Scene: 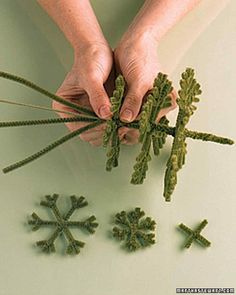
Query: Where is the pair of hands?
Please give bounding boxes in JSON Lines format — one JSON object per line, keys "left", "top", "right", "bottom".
{"left": 54, "top": 31, "right": 176, "bottom": 146}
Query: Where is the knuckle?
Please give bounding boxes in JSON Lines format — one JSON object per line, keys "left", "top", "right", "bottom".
{"left": 129, "top": 75, "right": 151, "bottom": 89}
{"left": 89, "top": 72, "right": 99, "bottom": 83}
{"left": 90, "top": 140, "right": 101, "bottom": 147}
{"left": 125, "top": 94, "right": 140, "bottom": 108}
{"left": 52, "top": 101, "right": 60, "bottom": 110}
{"left": 52, "top": 101, "right": 65, "bottom": 118}
{"left": 139, "top": 79, "right": 152, "bottom": 91}
{"left": 65, "top": 123, "right": 77, "bottom": 132}
{"left": 91, "top": 91, "right": 105, "bottom": 102}
{"left": 88, "top": 69, "right": 103, "bottom": 84}
{"left": 79, "top": 134, "right": 89, "bottom": 142}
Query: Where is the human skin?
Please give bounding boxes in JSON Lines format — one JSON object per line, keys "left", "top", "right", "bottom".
{"left": 37, "top": 0, "right": 200, "bottom": 146}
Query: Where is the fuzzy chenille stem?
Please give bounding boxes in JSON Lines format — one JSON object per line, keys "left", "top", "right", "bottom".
{"left": 0, "top": 115, "right": 231, "bottom": 145}
{"left": 122, "top": 122, "right": 234, "bottom": 145}
{"left": 0, "top": 71, "right": 95, "bottom": 116}
{"left": 3, "top": 120, "right": 103, "bottom": 173}
{"left": 0, "top": 116, "right": 102, "bottom": 128}
{"left": 50, "top": 201, "right": 81, "bottom": 249}
{"left": 37, "top": 227, "right": 61, "bottom": 245}
{"left": 152, "top": 124, "right": 234, "bottom": 145}
{"left": 178, "top": 220, "right": 211, "bottom": 248}
{"left": 184, "top": 129, "right": 234, "bottom": 145}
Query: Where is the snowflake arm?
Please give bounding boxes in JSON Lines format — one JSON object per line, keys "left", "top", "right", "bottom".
{"left": 152, "top": 116, "right": 169, "bottom": 156}
{"left": 131, "top": 73, "right": 173, "bottom": 184}
{"left": 104, "top": 75, "right": 125, "bottom": 171}
{"left": 164, "top": 68, "right": 202, "bottom": 201}
{"left": 36, "top": 228, "right": 60, "bottom": 253}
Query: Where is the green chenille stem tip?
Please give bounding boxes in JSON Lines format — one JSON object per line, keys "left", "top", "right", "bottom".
{"left": 0, "top": 71, "right": 96, "bottom": 116}
{"left": 2, "top": 121, "right": 102, "bottom": 173}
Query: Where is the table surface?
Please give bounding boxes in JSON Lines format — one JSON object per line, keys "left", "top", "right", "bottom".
{"left": 0, "top": 1, "right": 235, "bottom": 295}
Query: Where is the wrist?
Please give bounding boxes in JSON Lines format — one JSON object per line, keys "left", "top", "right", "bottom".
{"left": 72, "top": 36, "right": 110, "bottom": 52}
{"left": 118, "top": 26, "right": 159, "bottom": 49}
{"left": 73, "top": 39, "right": 111, "bottom": 57}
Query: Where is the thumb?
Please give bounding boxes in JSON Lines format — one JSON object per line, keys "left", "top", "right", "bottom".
{"left": 120, "top": 81, "right": 151, "bottom": 122}
{"left": 85, "top": 81, "right": 112, "bottom": 119}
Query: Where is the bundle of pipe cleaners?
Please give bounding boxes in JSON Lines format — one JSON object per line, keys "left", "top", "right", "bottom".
{"left": 0, "top": 68, "right": 233, "bottom": 201}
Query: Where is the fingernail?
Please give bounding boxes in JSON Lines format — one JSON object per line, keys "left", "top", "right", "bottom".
{"left": 99, "top": 105, "right": 111, "bottom": 119}
{"left": 121, "top": 109, "right": 133, "bottom": 122}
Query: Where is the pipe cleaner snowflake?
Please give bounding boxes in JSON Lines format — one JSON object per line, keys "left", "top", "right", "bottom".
{"left": 112, "top": 207, "right": 156, "bottom": 251}
{"left": 28, "top": 194, "right": 98, "bottom": 255}
{"left": 178, "top": 219, "right": 211, "bottom": 249}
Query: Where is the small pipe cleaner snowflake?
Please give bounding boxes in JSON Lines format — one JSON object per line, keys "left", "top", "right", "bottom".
{"left": 178, "top": 219, "right": 211, "bottom": 249}
{"left": 112, "top": 208, "right": 156, "bottom": 252}
{"left": 28, "top": 194, "right": 98, "bottom": 255}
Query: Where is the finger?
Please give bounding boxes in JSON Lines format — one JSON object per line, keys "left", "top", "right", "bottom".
{"left": 52, "top": 100, "right": 83, "bottom": 132}
{"left": 56, "top": 76, "right": 86, "bottom": 108}
{"left": 56, "top": 86, "right": 84, "bottom": 101}
{"left": 77, "top": 122, "right": 106, "bottom": 141}
{"left": 54, "top": 88, "right": 97, "bottom": 132}
{"left": 121, "top": 138, "right": 138, "bottom": 145}
{"left": 53, "top": 100, "right": 98, "bottom": 134}
{"left": 120, "top": 81, "right": 151, "bottom": 123}
{"left": 90, "top": 138, "right": 103, "bottom": 147}
{"left": 78, "top": 122, "right": 106, "bottom": 133}
{"left": 54, "top": 84, "right": 87, "bottom": 132}
{"left": 118, "top": 127, "right": 130, "bottom": 140}
{"left": 85, "top": 80, "right": 112, "bottom": 120}
{"left": 87, "top": 123, "right": 106, "bottom": 132}
{"left": 119, "top": 127, "right": 139, "bottom": 145}
{"left": 55, "top": 89, "right": 91, "bottom": 114}
{"left": 80, "top": 130, "right": 104, "bottom": 142}
{"left": 122, "top": 129, "right": 139, "bottom": 145}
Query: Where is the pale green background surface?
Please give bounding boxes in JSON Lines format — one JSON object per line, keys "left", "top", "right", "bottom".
{"left": 0, "top": 1, "right": 235, "bottom": 295}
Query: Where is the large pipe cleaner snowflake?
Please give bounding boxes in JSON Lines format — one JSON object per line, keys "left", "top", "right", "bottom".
{"left": 28, "top": 194, "right": 98, "bottom": 255}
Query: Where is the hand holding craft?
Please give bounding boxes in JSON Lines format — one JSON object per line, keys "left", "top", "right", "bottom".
{"left": 38, "top": 0, "right": 201, "bottom": 146}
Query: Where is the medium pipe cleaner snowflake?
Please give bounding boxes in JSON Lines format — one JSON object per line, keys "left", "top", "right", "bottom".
{"left": 112, "top": 207, "right": 156, "bottom": 251}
